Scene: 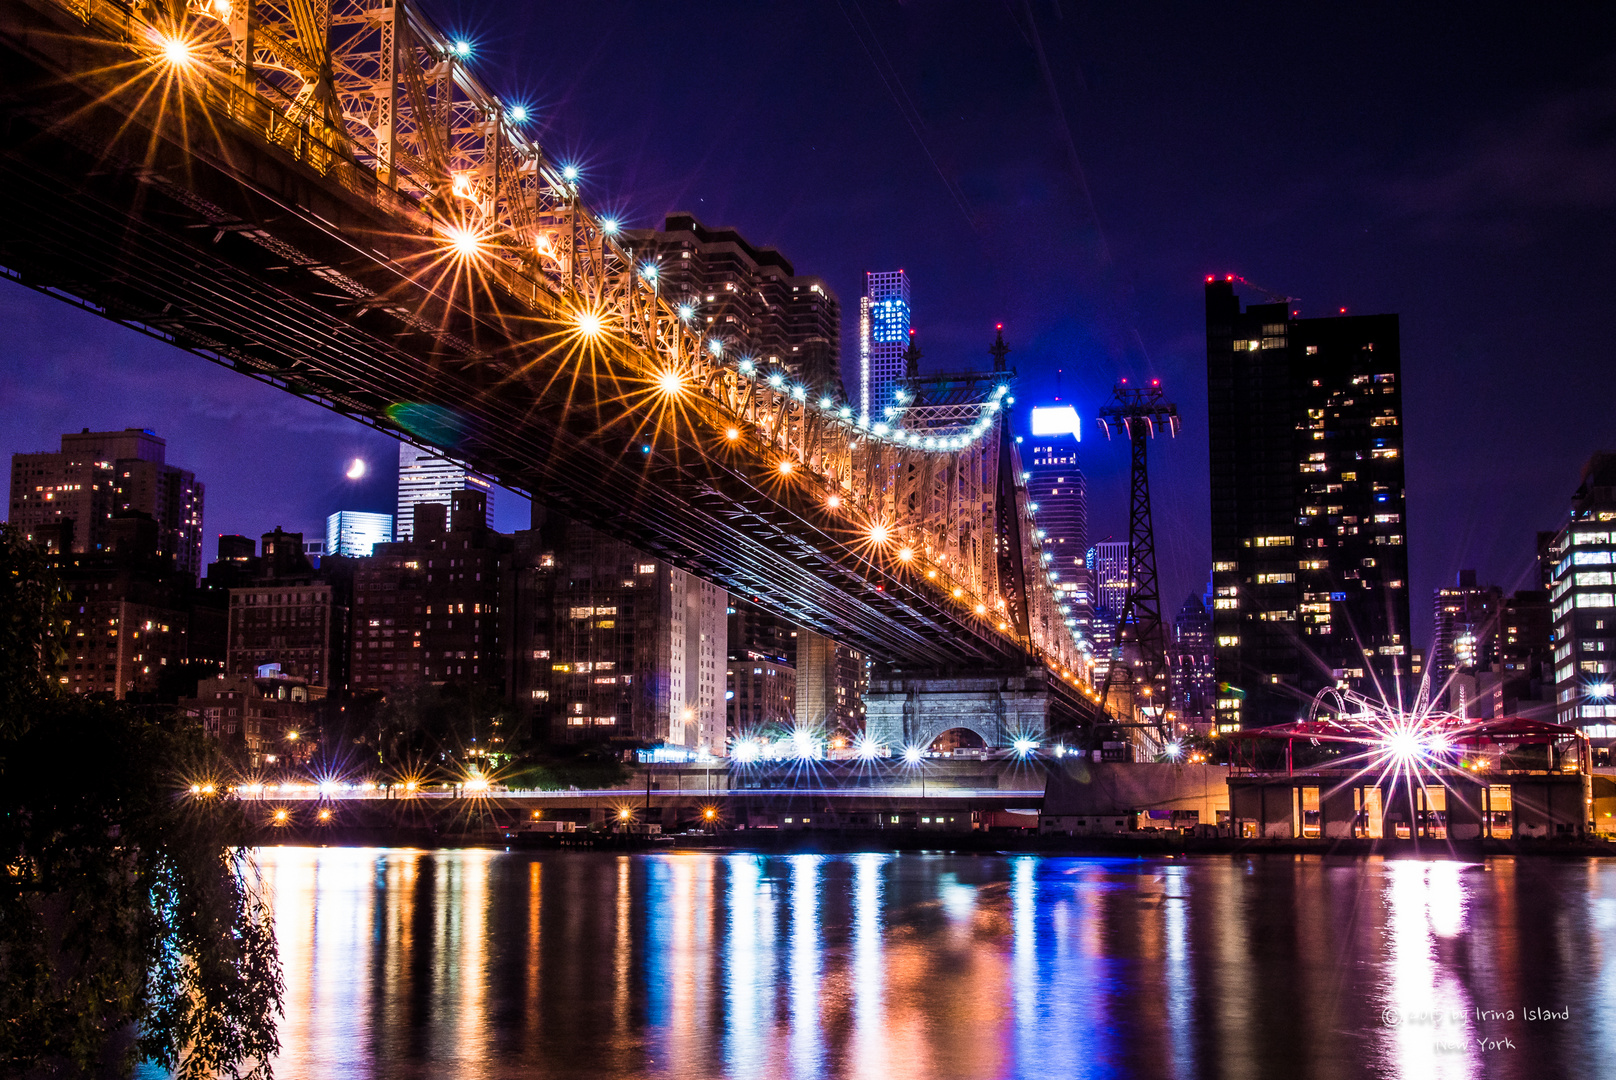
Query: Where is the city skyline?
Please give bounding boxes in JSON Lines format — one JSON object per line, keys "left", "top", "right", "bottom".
{"left": 5, "top": 6, "right": 1615, "bottom": 1077}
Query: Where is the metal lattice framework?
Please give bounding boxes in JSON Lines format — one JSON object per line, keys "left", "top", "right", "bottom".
{"left": 1096, "top": 380, "right": 1180, "bottom": 732}
{"left": 0, "top": 0, "right": 1102, "bottom": 699}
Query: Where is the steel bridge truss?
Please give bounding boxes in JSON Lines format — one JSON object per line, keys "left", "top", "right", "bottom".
{"left": 0, "top": 0, "right": 1095, "bottom": 701}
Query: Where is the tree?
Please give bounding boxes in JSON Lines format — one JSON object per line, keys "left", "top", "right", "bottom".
{"left": 0, "top": 524, "right": 282, "bottom": 1078}
{"left": 359, "top": 680, "right": 515, "bottom": 776}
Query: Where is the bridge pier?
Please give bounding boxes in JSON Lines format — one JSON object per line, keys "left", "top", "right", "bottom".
{"left": 866, "top": 668, "right": 1070, "bottom": 751}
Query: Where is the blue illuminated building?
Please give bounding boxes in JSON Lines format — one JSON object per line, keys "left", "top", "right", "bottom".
{"left": 859, "top": 269, "right": 910, "bottom": 422}
{"left": 325, "top": 510, "right": 393, "bottom": 557}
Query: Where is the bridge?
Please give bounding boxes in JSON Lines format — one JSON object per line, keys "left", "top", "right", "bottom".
{"left": 0, "top": 0, "right": 1107, "bottom": 740}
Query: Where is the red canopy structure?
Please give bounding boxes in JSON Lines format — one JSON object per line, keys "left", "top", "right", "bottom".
{"left": 1221, "top": 714, "right": 1588, "bottom": 776}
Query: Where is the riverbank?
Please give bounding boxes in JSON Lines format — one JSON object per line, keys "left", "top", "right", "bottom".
{"left": 251, "top": 822, "right": 1616, "bottom": 857}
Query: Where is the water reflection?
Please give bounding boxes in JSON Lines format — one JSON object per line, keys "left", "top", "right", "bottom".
{"left": 849, "top": 853, "right": 887, "bottom": 1080}
{"left": 196, "top": 849, "right": 1616, "bottom": 1080}
{"left": 1381, "top": 861, "right": 1478, "bottom": 1079}
{"left": 788, "top": 856, "right": 824, "bottom": 1078}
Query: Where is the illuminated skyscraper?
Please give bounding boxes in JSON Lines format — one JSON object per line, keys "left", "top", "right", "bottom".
{"left": 859, "top": 269, "right": 910, "bottom": 423}
{"left": 1026, "top": 406, "right": 1090, "bottom": 655}
{"left": 1206, "top": 279, "right": 1410, "bottom": 730}
{"left": 1086, "top": 541, "right": 1130, "bottom": 685}
{"left": 1089, "top": 541, "right": 1132, "bottom": 617}
{"left": 396, "top": 443, "right": 493, "bottom": 540}
{"left": 1545, "top": 452, "right": 1616, "bottom": 741}
{"left": 325, "top": 511, "right": 393, "bottom": 558}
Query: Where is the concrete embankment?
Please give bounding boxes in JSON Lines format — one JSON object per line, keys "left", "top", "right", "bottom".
{"left": 246, "top": 798, "right": 1616, "bottom": 857}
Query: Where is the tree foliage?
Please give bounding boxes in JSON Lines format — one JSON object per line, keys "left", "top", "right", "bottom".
{"left": 503, "top": 743, "right": 631, "bottom": 791}
{"left": 0, "top": 524, "right": 282, "bottom": 1078}
{"left": 356, "top": 680, "right": 515, "bottom": 771}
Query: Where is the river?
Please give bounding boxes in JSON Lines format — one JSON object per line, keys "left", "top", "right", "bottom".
{"left": 186, "top": 848, "right": 1616, "bottom": 1079}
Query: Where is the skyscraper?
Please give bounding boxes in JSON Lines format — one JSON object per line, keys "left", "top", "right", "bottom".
{"left": 796, "top": 630, "right": 868, "bottom": 736}
{"left": 9, "top": 427, "right": 204, "bottom": 579}
{"left": 1089, "top": 541, "right": 1132, "bottom": 617}
{"left": 1026, "top": 411, "right": 1091, "bottom": 656}
{"left": 325, "top": 511, "right": 393, "bottom": 558}
{"left": 1545, "top": 452, "right": 1616, "bottom": 738}
{"left": 620, "top": 213, "right": 843, "bottom": 400}
{"left": 859, "top": 269, "right": 910, "bottom": 423}
{"left": 1206, "top": 279, "right": 1412, "bottom": 729}
{"left": 52, "top": 514, "right": 223, "bottom": 700}
{"left": 396, "top": 443, "right": 493, "bottom": 540}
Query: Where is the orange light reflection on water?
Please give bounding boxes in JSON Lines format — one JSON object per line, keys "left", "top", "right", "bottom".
{"left": 217, "top": 849, "right": 1610, "bottom": 1080}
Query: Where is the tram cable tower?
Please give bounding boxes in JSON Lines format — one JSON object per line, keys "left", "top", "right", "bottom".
{"left": 1096, "top": 379, "right": 1180, "bottom": 745}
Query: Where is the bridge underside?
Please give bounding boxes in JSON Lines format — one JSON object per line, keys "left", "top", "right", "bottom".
{"left": 0, "top": 4, "right": 1100, "bottom": 731}
{"left": 0, "top": 0, "right": 1097, "bottom": 700}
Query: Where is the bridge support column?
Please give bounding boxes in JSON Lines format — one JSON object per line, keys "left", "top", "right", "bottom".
{"left": 865, "top": 669, "right": 1055, "bottom": 752}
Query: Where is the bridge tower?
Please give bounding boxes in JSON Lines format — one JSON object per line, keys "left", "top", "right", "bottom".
{"left": 1096, "top": 379, "right": 1180, "bottom": 746}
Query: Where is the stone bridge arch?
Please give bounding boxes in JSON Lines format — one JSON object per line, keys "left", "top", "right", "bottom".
{"left": 865, "top": 674, "right": 1052, "bottom": 751}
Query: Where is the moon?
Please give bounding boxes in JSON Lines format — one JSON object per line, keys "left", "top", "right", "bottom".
{"left": 345, "top": 458, "right": 367, "bottom": 480}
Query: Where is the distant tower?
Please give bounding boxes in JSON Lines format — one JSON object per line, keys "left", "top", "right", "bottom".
{"left": 1171, "top": 594, "right": 1215, "bottom": 725}
{"left": 1096, "top": 379, "right": 1180, "bottom": 734}
{"left": 859, "top": 269, "right": 911, "bottom": 423}
{"left": 396, "top": 443, "right": 494, "bottom": 540}
{"left": 1089, "top": 541, "right": 1131, "bottom": 615}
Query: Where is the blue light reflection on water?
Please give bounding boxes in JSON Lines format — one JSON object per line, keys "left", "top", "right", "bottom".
{"left": 788, "top": 855, "right": 825, "bottom": 1080}
{"left": 848, "top": 852, "right": 888, "bottom": 1080}
{"left": 134, "top": 850, "right": 1616, "bottom": 1080}
{"left": 1162, "top": 862, "right": 1195, "bottom": 1080}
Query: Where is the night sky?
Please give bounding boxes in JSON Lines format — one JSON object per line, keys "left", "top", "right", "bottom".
{"left": 5, "top": 1, "right": 1616, "bottom": 650}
